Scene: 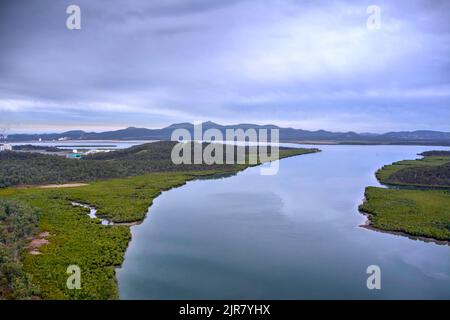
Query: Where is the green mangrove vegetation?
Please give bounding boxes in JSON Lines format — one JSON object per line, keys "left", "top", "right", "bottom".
{"left": 360, "top": 150, "right": 450, "bottom": 242}
{"left": 0, "top": 141, "right": 319, "bottom": 188}
{"left": 376, "top": 154, "right": 450, "bottom": 188}
{"left": 0, "top": 172, "right": 210, "bottom": 299}
{"left": 12, "top": 145, "right": 61, "bottom": 152}
{"left": 0, "top": 144, "right": 319, "bottom": 299}
{"left": 0, "top": 200, "right": 41, "bottom": 299}
{"left": 360, "top": 187, "right": 450, "bottom": 241}
{"left": 419, "top": 151, "right": 450, "bottom": 157}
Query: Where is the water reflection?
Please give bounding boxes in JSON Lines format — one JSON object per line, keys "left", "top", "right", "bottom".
{"left": 117, "top": 145, "right": 450, "bottom": 299}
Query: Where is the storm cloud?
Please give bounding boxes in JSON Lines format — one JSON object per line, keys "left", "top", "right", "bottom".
{"left": 1, "top": 0, "right": 449, "bottom": 133}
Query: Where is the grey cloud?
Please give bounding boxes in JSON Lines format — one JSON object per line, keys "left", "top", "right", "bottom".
{"left": 0, "top": 0, "right": 449, "bottom": 132}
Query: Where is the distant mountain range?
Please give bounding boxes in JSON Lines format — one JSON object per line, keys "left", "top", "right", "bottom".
{"left": 3, "top": 121, "right": 450, "bottom": 146}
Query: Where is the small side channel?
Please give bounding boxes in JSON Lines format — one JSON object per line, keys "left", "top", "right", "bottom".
{"left": 71, "top": 202, "right": 113, "bottom": 226}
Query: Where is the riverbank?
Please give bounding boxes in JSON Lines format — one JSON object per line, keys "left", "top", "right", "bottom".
{"left": 0, "top": 147, "right": 319, "bottom": 299}
{"left": 359, "top": 211, "right": 450, "bottom": 246}
{"left": 359, "top": 152, "right": 450, "bottom": 244}
{"left": 359, "top": 187, "right": 450, "bottom": 244}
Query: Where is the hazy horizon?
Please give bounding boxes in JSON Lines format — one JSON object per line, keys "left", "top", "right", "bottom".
{"left": 4, "top": 120, "right": 450, "bottom": 135}
{"left": 1, "top": 0, "right": 450, "bottom": 134}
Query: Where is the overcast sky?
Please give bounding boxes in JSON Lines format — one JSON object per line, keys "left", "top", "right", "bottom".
{"left": 1, "top": 0, "right": 449, "bottom": 133}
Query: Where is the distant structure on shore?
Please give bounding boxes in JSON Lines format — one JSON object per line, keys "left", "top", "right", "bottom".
{"left": 65, "top": 148, "right": 112, "bottom": 159}
{"left": 0, "top": 143, "right": 12, "bottom": 152}
{"left": 66, "top": 153, "right": 82, "bottom": 159}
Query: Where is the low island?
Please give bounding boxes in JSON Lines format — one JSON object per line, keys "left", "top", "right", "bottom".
{"left": 359, "top": 151, "right": 450, "bottom": 244}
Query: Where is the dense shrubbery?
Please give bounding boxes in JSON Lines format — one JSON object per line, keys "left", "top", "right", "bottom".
{"left": 376, "top": 154, "right": 450, "bottom": 187}
{"left": 389, "top": 163, "right": 450, "bottom": 187}
{"left": 360, "top": 150, "right": 450, "bottom": 242}
{"left": 0, "top": 200, "right": 40, "bottom": 299}
{"left": 1, "top": 187, "right": 132, "bottom": 299}
{"left": 419, "top": 150, "right": 450, "bottom": 157}
{"left": 0, "top": 142, "right": 317, "bottom": 188}
{"left": 0, "top": 142, "right": 226, "bottom": 187}
{"left": 359, "top": 187, "right": 450, "bottom": 241}
{"left": 383, "top": 151, "right": 450, "bottom": 187}
{"left": 12, "top": 145, "right": 61, "bottom": 152}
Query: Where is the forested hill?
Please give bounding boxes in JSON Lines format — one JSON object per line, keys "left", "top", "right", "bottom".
{"left": 4, "top": 121, "right": 450, "bottom": 145}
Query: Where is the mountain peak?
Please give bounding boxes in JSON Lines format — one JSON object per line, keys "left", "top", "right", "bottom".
{"left": 164, "top": 122, "right": 193, "bottom": 129}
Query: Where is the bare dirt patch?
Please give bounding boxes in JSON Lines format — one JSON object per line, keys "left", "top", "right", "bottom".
{"left": 38, "top": 183, "right": 89, "bottom": 189}
{"left": 28, "top": 232, "right": 51, "bottom": 254}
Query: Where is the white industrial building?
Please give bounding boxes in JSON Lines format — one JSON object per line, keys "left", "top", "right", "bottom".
{"left": 0, "top": 143, "right": 12, "bottom": 151}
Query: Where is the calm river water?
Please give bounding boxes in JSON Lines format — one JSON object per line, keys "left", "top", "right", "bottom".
{"left": 116, "top": 145, "right": 450, "bottom": 299}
